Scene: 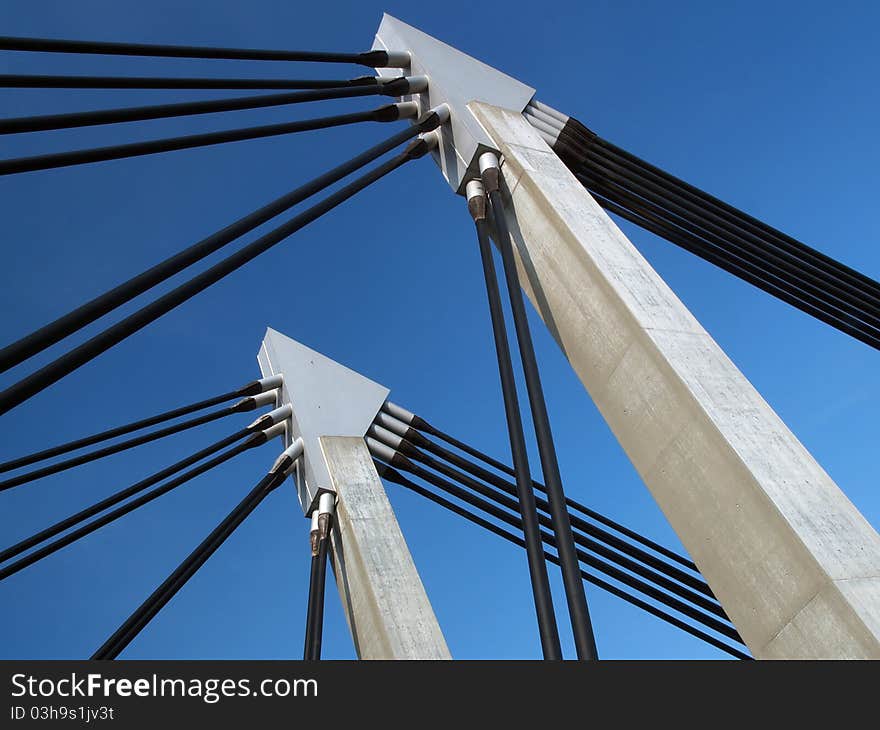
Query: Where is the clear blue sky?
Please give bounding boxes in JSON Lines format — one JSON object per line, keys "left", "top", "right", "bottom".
{"left": 0, "top": 0, "right": 877, "bottom": 660}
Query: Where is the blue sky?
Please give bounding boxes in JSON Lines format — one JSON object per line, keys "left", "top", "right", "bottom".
{"left": 0, "top": 0, "right": 878, "bottom": 660}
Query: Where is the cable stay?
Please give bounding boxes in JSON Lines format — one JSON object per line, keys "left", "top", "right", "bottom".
{"left": 575, "top": 170, "right": 880, "bottom": 342}
{"left": 0, "top": 36, "right": 410, "bottom": 68}
{"left": 0, "top": 126, "right": 443, "bottom": 416}
{"left": 463, "top": 179, "right": 561, "bottom": 659}
{"left": 0, "top": 423, "right": 291, "bottom": 583}
{"left": 0, "top": 375, "right": 281, "bottom": 474}
{"left": 0, "top": 78, "right": 425, "bottom": 135}
{"left": 380, "top": 402, "right": 699, "bottom": 573}
{"left": 524, "top": 101, "right": 880, "bottom": 351}
{"left": 575, "top": 157, "right": 880, "bottom": 329}
{"left": 0, "top": 404, "right": 291, "bottom": 566}
{"left": 592, "top": 193, "right": 880, "bottom": 351}
{"left": 368, "top": 441, "right": 741, "bottom": 645}
{"left": 0, "top": 102, "right": 418, "bottom": 176}
{"left": 480, "top": 152, "right": 598, "bottom": 660}
{"left": 0, "top": 74, "right": 380, "bottom": 90}
{"left": 373, "top": 460, "right": 751, "bottom": 661}
{"left": 302, "top": 511, "right": 321, "bottom": 660}
{"left": 372, "top": 411, "right": 713, "bottom": 599}
{"left": 0, "top": 108, "right": 443, "bottom": 375}
{"left": 526, "top": 99, "right": 880, "bottom": 302}
{"left": 303, "top": 493, "right": 334, "bottom": 661}
{"left": 0, "top": 392, "right": 280, "bottom": 493}
{"left": 91, "top": 438, "right": 303, "bottom": 660}
{"left": 367, "top": 427, "right": 728, "bottom": 623}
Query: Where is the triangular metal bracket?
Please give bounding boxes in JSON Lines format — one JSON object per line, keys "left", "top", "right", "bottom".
{"left": 257, "top": 328, "right": 390, "bottom": 515}
{"left": 371, "top": 13, "right": 536, "bottom": 193}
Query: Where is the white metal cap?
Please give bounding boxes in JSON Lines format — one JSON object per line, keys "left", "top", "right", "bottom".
{"left": 404, "top": 75, "right": 429, "bottom": 93}
{"left": 382, "top": 401, "right": 415, "bottom": 424}
{"left": 257, "top": 374, "right": 283, "bottom": 392}
{"left": 395, "top": 101, "right": 420, "bottom": 119}
{"left": 431, "top": 102, "right": 451, "bottom": 124}
{"left": 250, "top": 390, "right": 279, "bottom": 408}
{"left": 248, "top": 402, "right": 292, "bottom": 429}
{"left": 261, "top": 422, "right": 287, "bottom": 441}
{"left": 419, "top": 130, "right": 441, "bottom": 151}
{"left": 365, "top": 436, "right": 397, "bottom": 463}
{"left": 384, "top": 50, "right": 412, "bottom": 68}
{"left": 318, "top": 491, "right": 336, "bottom": 515}
{"left": 271, "top": 437, "right": 305, "bottom": 475}
{"left": 478, "top": 151, "right": 500, "bottom": 174}
{"left": 373, "top": 410, "right": 409, "bottom": 438}
{"left": 465, "top": 179, "right": 485, "bottom": 202}
{"left": 369, "top": 423, "right": 403, "bottom": 450}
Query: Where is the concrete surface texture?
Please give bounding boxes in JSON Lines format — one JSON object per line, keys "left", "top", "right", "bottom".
{"left": 320, "top": 435, "right": 451, "bottom": 659}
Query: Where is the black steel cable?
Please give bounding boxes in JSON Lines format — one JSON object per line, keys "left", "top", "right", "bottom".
{"left": 0, "top": 104, "right": 406, "bottom": 176}
{"left": 0, "top": 74, "right": 378, "bottom": 89}
{"left": 540, "top": 114, "right": 880, "bottom": 314}
{"left": 384, "top": 419, "right": 712, "bottom": 599}
{"left": 587, "top": 189, "right": 880, "bottom": 351}
{"left": 469, "top": 193, "right": 562, "bottom": 659}
{"left": 91, "top": 465, "right": 287, "bottom": 659}
{"left": 374, "top": 456, "right": 744, "bottom": 648}
{"left": 303, "top": 549, "right": 320, "bottom": 660}
{"left": 308, "top": 513, "right": 332, "bottom": 661}
{"left": 0, "top": 433, "right": 267, "bottom": 582}
{"left": 590, "top": 133, "right": 880, "bottom": 305}
{"left": 386, "top": 404, "right": 698, "bottom": 572}
{"left": 540, "top": 117, "right": 880, "bottom": 344}
{"left": 375, "top": 461, "right": 750, "bottom": 660}
{"left": 377, "top": 450, "right": 741, "bottom": 642}
{"left": 0, "top": 136, "right": 434, "bottom": 415}
{"left": 0, "top": 111, "right": 439, "bottom": 374}
{"left": 0, "top": 36, "right": 402, "bottom": 68}
{"left": 577, "top": 170, "right": 880, "bottom": 347}
{"left": 0, "top": 382, "right": 261, "bottom": 473}
{"left": 578, "top": 160, "right": 880, "bottom": 334}
{"left": 0, "top": 426, "right": 254, "bottom": 564}
{"left": 0, "top": 80, "right": 409, "bottom": 135}
{"left": 530, "top": 112, "right": 880, "bottom": 342}
{"left": 400, "top": 411, "right": 514, "bottom": 472}
{"left": 0, "top": 399, "right": 256, "bottom": 492}
{"left": 378, "top": 436, "right": 728, "bottom": 622}
{"left": 581, "top": 147, "right": 880, "bottom": 319}
{"left": 483, "top": 161, "right": 598, "bottom": 659}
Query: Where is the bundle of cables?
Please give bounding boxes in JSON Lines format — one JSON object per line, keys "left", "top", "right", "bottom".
{"left": 524, "top": 100, "right": 880, "bottom": 352}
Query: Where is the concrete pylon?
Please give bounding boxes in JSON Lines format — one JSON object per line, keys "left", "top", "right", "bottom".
{"left": 257, "top": 328, "right": 450, "bottom": 659}
{"left": 473, "top": 106, "right": 880, "bottom": 659}
{"left": 371, "top": 16, "right": 880, "bottom": 658}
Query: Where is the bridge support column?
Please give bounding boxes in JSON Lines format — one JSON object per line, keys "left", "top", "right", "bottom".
{"left": 257, "top": 328, "right": 449, "bottom": 659}
{"left": 470, "top": 101, "right": 880, "bottom": 658}
{"left": 320, "top": 436, "right": 451, "bottom": 659}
